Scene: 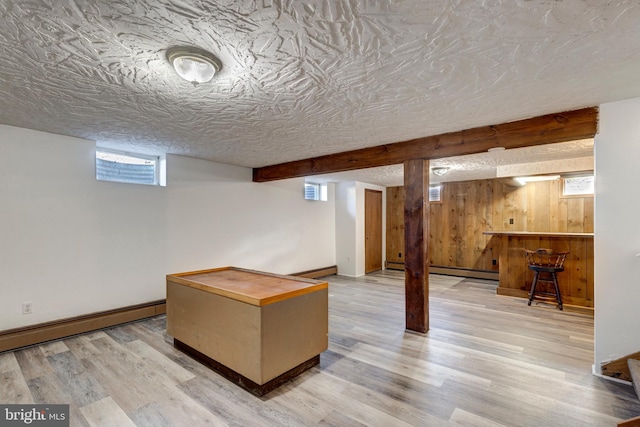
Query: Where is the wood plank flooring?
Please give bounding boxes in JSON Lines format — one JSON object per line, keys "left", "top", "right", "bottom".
{"left": 1, "top": 271, "right": 639, "bottom": 426}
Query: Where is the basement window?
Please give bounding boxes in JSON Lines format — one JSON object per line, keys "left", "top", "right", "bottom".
{"left": 562, "top": 175, "right": 594, "bottom": 196}
{"left": 96, "top": 149, "right": 163, "bottom": 186}
{"left": 304, "top": 182, "right": 327, "bottom": 201}
{"left": 429, "top": 184, "right": 441, "bottom": 202}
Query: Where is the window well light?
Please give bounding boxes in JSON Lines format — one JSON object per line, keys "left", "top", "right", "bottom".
{"left": 515, "top": 175, "right": 560, "bottom": 186}
{"left": 96, "top": 149, "right": 161, "bottom": 186}
{"left": 167, "top": 46, "right": 222, "bottom": 85}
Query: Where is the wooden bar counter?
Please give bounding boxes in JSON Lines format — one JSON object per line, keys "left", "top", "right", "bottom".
{"left": 166, "top": 267, "right": 328, "bottom": 395}
{"left": 483, "top": 231, "right": 594, "bottom": 309}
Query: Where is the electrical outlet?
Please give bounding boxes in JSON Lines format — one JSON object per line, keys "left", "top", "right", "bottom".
{"left": 492, "top": 259, "right": 497, "bottom": 266}
{"left": 22, "top": 302, "right": 32, "bottom": 315}
{"left": 398, "top": 252, "right": 402, "bottom": 258}
{"left": 509, "top": 218, "right": 514, "bottom": 224}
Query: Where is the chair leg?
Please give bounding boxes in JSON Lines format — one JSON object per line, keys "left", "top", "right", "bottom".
{"left": 552, "top": 273, "right": 563, "bottom": 310}
{"left": 528, "top": 272, "right": 539, "bottom": 306}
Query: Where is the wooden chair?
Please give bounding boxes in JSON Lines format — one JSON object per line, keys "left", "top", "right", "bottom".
{"left": 524, "top": 248, "right": 569, "bottom": 310}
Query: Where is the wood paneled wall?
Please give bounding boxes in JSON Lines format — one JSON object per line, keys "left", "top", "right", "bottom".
{"left": 386, "top": 187, "right": 405, "bottom": 268}
{"left": 386, "top": 178, "right": 594, "bottom": 272}
{"left": 495, "top": 233, "right": 594, "bottom": 308}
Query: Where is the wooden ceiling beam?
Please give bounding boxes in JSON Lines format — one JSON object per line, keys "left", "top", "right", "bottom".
{"left": 252, "top": 107, "right": 598, "bottom": 182}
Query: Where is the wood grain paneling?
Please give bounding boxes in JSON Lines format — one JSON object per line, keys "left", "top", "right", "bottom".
{"left": 492, "top": 233, "right": 594, "bottom": 309}
{"left": 385, "top": 186, "right": 404, "bottom": 265}
{"left": 387, "top": 178, "right": 594, "bottom": 272}
{"left": 386, "top": 178, "right": 594, "bottom": 307}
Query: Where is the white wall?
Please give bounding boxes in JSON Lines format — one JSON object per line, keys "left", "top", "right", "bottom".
{"left": 594, "top": 97, "right": 640, "bottom": 370}
{"left": 335, "top": 181, "right": 386, "bottom": 277}
{"left": 165, "top": 155, "right": 336, "bottom": 274}
{"left": 0, "top": 125, "right": 335, "bottom": 330}
{"left": 335, "top": 182, "right": 357, "bottom": 276}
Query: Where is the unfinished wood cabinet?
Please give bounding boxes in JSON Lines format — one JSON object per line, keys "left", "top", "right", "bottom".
{"left": 166, "top": 267, "right": 328, "bottom": 395}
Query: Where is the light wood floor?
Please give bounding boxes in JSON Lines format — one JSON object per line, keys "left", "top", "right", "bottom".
{"left": 1, "top": 271, "right": 639, "bottom": 426}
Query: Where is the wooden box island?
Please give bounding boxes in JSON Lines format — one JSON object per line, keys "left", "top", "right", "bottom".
{"left": 166, "top": 267, "right": 328, "bottom": 396}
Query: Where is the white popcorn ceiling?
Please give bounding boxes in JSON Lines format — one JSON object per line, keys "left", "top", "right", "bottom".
{"left": 0, "top": 1, "right": 638, "bottom": 185}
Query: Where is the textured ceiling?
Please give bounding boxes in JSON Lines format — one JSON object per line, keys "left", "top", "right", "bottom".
{"left": 0, "top": 1, "right": 639, "bottom": 184}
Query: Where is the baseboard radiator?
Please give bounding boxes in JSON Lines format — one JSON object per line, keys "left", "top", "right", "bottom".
{"left": 0, "top": 300, "right": 167, "bottom": 353}
{"left": 385, "top": 262, "right": 499, "bottom": 281}
{"left": 0, "top": 265, "right": 337, "bottom": 353}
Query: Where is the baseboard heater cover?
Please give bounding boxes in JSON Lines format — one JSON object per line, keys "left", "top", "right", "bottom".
{"left": 385, "top": 262, "right": 499, "bottom": 281}
{"left": 291, "top": 265, "right": 338, "bottom": 279}
{"left": 0, "top": 265, "right": 337, "bottom": 353}
{"left": 0, "top": 300, "right": 166, "bottom": 353}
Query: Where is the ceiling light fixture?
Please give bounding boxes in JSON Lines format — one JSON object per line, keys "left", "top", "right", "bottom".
{"left": 432, "top": 167, "right": 449, "bottom": 176}
{"left": 166, "top": 46, "right": 222, "bottom": 85}
{"left": 515, "top": 175, "right": 560, "bottom": 186}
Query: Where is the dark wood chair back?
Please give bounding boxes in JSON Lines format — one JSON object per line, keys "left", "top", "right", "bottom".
{"left": 524, "top": 248, "right": 568, "bottom": 270}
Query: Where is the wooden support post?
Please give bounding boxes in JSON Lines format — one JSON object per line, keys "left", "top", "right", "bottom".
{"left": 404, "top": 159, "right": 430, "bottom": 333}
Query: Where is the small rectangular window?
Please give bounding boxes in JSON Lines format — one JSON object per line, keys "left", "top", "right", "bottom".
{"left": 304, "top": 182, "right": 327, "bottom": 201}
{"left": 562, "top": 175, "right": 594, "bottom": 196}
{"left": 429, "top": 184, "right": 441, "bottom": 202}
{"left": 96, "top": 149, "right": 159, "bottom": 186}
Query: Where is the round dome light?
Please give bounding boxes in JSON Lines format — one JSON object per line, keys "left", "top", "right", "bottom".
{"left": 166, "top": 46, "right": 222, "bottom": 85}
{"left": 432, "top": 167, "right": 449, "bottom": 176}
